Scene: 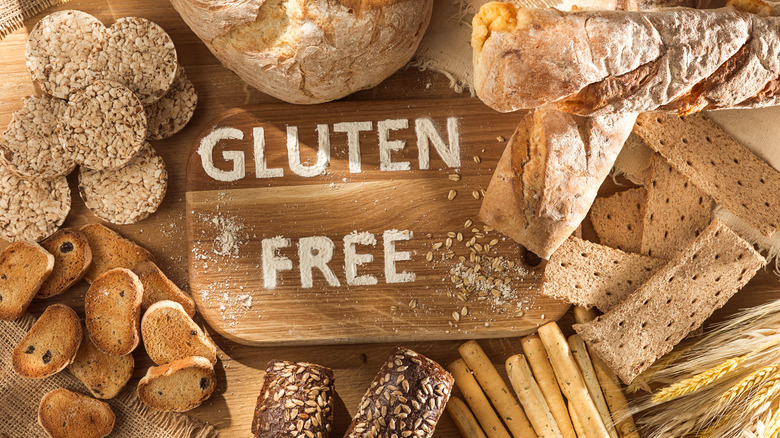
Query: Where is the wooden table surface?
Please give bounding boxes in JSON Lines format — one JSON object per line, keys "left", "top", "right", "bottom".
{"left": 2, "top": 1, "right": 779, "bottom": 436}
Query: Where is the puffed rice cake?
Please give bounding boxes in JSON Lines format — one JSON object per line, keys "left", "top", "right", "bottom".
{"left": 58, "top": 80, "right": 147, "bottom": 171}
{"left": 0, "top": 96, "right": 75, "bottom": 180}
{"left": 79, "top": 143, "right": 167, "bottom": 225}
{"left": 0, "top": 162, "right": 70, "bottom": 242}
{"left": 25, "top": 10, "right": 107, "bottom": 99}
{"left": 89, "top": 17, "right": 177, "bottom": 106}
{"left": 145, "top": 65, "right": 198, "bottom": 140}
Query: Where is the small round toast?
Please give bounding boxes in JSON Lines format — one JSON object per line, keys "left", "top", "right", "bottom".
{"left": 141, "top": 300, "right": 216, "bottom": 365}
{"left": 0, "top": 241, "right": 54, "bottom": 320}
{"left": 69, "top": 324, "right": 134, "bottom": 399}
{"left": 137, "top": 356, "right": 216, "bottom": 412}
{"left": 80, "top": 223, "right": 154, "bottom": 284}
{"left": 25, "top": 10, "right": 107, "bottom": 99}
{"left": 88, "top": 17, "right": 177, "bottom": 105}
{"left": 145, "top": 65, "right": 198, "bottom": 140}
{"left": 12, "top": 304, "right": 82, "bottom": 379}
{"left": 85, "top": 268, "right": 143, "bottom": 356}
{"left": 38, "top": 228, "right": 93, "bottom": 299}
{"left": 0, "top": 95, "right": 75, "bottom": 180}
{"left": 58, "top": 80, "right": 146, "bottom": 171}
{"left": 78, "top": 143, "right": 167, "bottom": 224}
{"left": 38, "top": 388, "right": 115, "bottom": 438}
{"left": 0, "top": 162, "right": 70, "bottom": 242}
{"left": 133, "top": 260, "right": 196, "bottom": 316}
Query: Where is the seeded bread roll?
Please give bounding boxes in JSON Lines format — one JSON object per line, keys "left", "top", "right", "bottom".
{"left": 251, "top": 361, "right": 335, "bottom": 438}
{"left": 345, "top": 347, "right": 454, "bottom": 438}
{"left": 137, "top": 355, "right": 216, "bottom": 412}
{"left": 12, "top": 304, "right": 82, "bottom": 379}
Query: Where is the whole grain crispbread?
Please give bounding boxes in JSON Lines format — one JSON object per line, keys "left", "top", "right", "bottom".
{"left": 642, "top": 154, "right": 713, "bottom": 259}
{"left": 146, "top": 64, "right": 198, "bottom": 140}
{"left": 133, "top": 260, "right": 195, "bottom": 316}
{"left": 84, "top": 268, "right": 143, "bottom": 356}
{"left": 633, "top": 113, "right": 780, "bottom": 238}
{"left": 12, "top": 304, "right": 82, "bottom": 379}
{"left": 141, "top": 300, "right": 216, "bottom": 365}
{"left": 589, "top": 187, "right": 647, "bottom": 253}
{"left": 69, "top": 323, "right": 134, "bottom": 399}
{"left": 0, "top": 241, "right": 54, "bottom": 320}
{"left": 541, "top": 236, "right": 666, "bottom": 311}
{"left": 80, "top": 223, "right": 153, "bottom": 284}
{"left": 38, "top": 388, "right": 115, "bottom": 438}
{"left": 137, "top": 356, "right": 216, "bottom": 412}
{"left": 38, "top": 228, "right": 92, "bottom": 299}
{"left": 574, "top": 218, "right": 766, "bottom": 384}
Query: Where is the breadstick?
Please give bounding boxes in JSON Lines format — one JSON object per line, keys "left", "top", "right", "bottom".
{"left": 569, "top": 334, "right": 619, "bottom": 438}
{"left": 573, "top": 307, "right": 640, "bottom": 438}
{"left": 522, "top": 335, "right": 577, "bottom": 438}
{"left": 447, "top": 396, "right": 488, "bottom": 438}
{"left": 448, "top": 359, "right": 511, "bottom": 438}
{"left": 458, "top": 340, "right": 536, "bottom": 437}
{"left": 538, "top": 322, "right": 610, "bottom": 438}
{"left": 569, "top": 402, "right": 586, "bottom": 438}
{"left": 506, "top": 354, "right": 563, "bottom": 438}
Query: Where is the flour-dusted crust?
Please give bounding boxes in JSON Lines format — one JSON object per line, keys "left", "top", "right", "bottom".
{"left": 0, "top": 162, "right": 70, "bottom": 243}
{"left": 59, "top": 80, "right": 146, "bottom": 171}
{"left": 78, "top": 143, "right": 167, "bottom": 224}
{"left": 0, "top": 96, "right": 75, "bottom": 180}
{"left": 25, "top": 10, "right": 107, "bottom": 99}
{"left": 170, "top": 0, "right": 434, "bottom": 104}
{"left": 145, "top": 65, "right": 197, "bottom": 140}
{"left": 89, "top": 17, "right": 178, "bottom": 105}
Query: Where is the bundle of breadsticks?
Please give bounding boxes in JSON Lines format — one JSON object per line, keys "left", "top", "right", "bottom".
{"left": 447, "top": 321, "right": 639, "bottom": 438}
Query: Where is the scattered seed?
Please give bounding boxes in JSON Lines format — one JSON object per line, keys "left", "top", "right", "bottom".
{"left": 461, "top": 307, "right": 468, "bottom": 316}
{"left": 448, "top": 173, "right": 461, "bottom": 181}
{"left": 452, "top": 311, "right": 461, "bottom": 321}
{"left": 464, "top": 219, "right": 473, "bottom": 228}
{"left": 456, "top": 232, "right": 463, "bottom": 241}
{"left": 489, "top": 239, "right": 499, "bottom": 246}
{"left": 448, "top": 189, "right": 457, "bottom": 200}
{"left": 497, "top": 135, "right": 506, "bottom": 142}
{"left": 425, "top": 251, "right": 433, "bottom": 262}
{"left": 446, "top": 237, "right": 453, "bottom": 248}
{"left": 447, "top": 231, "right": 456, "bottom": 238}
{"left": 432, "top": 242, "right": 443, "bottom": 250}
{"left": 473, "top": 155, "right": 481, "bottom": 164}
{"left": 409, "top": 298, "right": 417, "bottom": 309}
{"left": 472, "top": 190, "right": 480, "bottom": 200}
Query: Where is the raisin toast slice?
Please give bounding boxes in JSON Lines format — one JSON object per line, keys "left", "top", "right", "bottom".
{"left": 12, "top": 304, "right": 82, "bottom": 378}
{"left": 38, "top": 388, "right": 115, "bottom": 438}
{"left": 0, "top": 241, "right": 54, "bottom": 320}
{"left": 137, "top": 355, "right": 216, "bottom": 412}
{"left": 141, "top": 300, "right": 216, "bottom": 365}
{"left": 38, "top": 228, "right": 92, "bottom": 298}
{"left": 69, "top": 323, "right": 134, "bottom": 399}
{"left": 80, "top": 223, "right": 152, "bottom": 283}
{"left": 133, "top": 260, "right": 195, "bottom": 316}
{"left": 85, "top": 268, "right": 143, "bottom": 356}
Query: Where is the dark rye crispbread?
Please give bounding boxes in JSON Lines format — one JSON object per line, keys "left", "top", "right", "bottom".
{"left": 589, "top": 187, "right": 647, "bottom": 253}
{"left": 141, "top": 300, "right": 215, "bottom": 365}
{"left": 137, "top": 355, "right": 216, "bottom": 412}
{"left": 0, "top": 240, "right": 54, "bottom": 320}
{"left": 69, "top": 324, "right": 135, "bottom": 399}
{"left": 38, "top": 388, "right": 115, "bottom": 438}
{"left": 38, "top": 228, "right": 93, "bottom": 299}
{"left": 633, "top": 113, "right": 780, "bottom": 239}
{"left": 541, "top": 236, "right": 666, "bottom": 312}
{"left": 12, "top": 304, "right": 82, "bottom": 379}
{"left": 80, "top": 223, "right": 153, "bottom": 283}
{"left": 574, "top": 219, "right": 766, "bottom": 384}
{"left": 641, "top": 154, "right": 713, "bottom": 260}
{"left": 133, "top": 260, "right": 195, "bottom": 316}
{"left": 85, "top": 268, "right": 143, "bottom": 356}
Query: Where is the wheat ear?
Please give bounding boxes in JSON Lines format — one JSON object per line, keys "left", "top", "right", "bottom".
{"left": 720, "top": 365, "right": 780, "bottom": 407}
{"left": 762, "top": 409, "right": 780, "bottom": 438}
{"left": 652, "top": 355, "right": 748, "bottom": 403}
{"left": 747, "top": 371, "right": 780, "bottom": 413}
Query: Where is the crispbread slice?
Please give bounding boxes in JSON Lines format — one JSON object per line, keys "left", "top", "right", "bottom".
{"left": 133, "top": 260, "right": 195, "bottom": 316}
{"left": 633, "top": 113, "right": 780, "bottom": 238}
{"left": 146, "top": 64, "right": 197, "bottom": 140}
{"left": 641, "top": 154, "right": 713, "bottom": 259}
{"left": 541, "top": 236, "right": 666, "bottom": 311}
{"left": 141, "top": 300, "right": 216, "bottom": 365}
{"left": 38, "top": 388, "right": 115, "bottom": 438}
{"left": 80, "top": 223, "right": 153, "bottom": 283}
{"left": 574, "top": 219, "right": 766, "bottom": 384}
{"left": 69, "top": 323, "right": 134, "bottom": 399}
{"left": 590, "top": 187, "right": 647, "bottom": 253}
{"left": 38, "top": 228, "right": 92, "bottom": 298}
{"left": 0, "top": 241, "right": 54, "bottom": 320}
{"left": 12, "top": 304, "right": 82, "bottom": 378}
{"left": 85, "top": 268, "right": 143, "bottom": 356}
{"left": 137, "top": 356, "right": 216, "bottom": 412}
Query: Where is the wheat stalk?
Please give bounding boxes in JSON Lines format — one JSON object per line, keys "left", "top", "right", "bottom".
{"left": 747, "top": 371, "right": 780, "bottom": 413}
{"left": 652, "top": 355, "right": 748, "bottom": 403}
{"left": 720, "top": 365, "right": 780, "bottom": 407}
{"left": 762, "top": 409, "right": 780, "bottom": 438}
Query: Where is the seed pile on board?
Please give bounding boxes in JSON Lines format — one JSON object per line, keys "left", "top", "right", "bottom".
{"left": 0, "top": 10, "right": 198, "bottom": 242}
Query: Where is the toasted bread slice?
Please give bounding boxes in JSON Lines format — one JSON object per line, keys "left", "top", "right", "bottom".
{"left": 69, "top": 323, "right": 134, "bottom": 399}
{"left": 0, "top": 241, "right": 54, "bottom": 320}
{"left": 133, "top": 260, "right": 195, "bottom": 316}
{"left": 85, "top": 268, "right": 143, "bottom": 356}
{"left": 80, "top": 223, "right": 153, "bottom": 283}
{"left": 141, "top": 300, "right": 216, "bottom": 365}
{"left": 137, "top": 355, "right": 216, "bottom": 412}
{"left": 38, "top": 388, "right": 115, "bottom": 438}
{"left": 38, "top": 228, "right": 93, "bottom": 298}
{"left": 12, "top": 304, "right": 82, "bottom": 378}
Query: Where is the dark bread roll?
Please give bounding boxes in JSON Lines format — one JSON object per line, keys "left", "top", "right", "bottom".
{"left": 344, "top": 347, "right": 454, "bottom": 438}
{"left": 251, "top": 361, "right": 334, "bottom": 438}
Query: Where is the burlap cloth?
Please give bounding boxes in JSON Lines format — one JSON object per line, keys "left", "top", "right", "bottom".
{"left": 0, "top": 314, "right": 219, "bottom": 438}
{"left": 0, "top": 0, "right": 71, "bottom": 38}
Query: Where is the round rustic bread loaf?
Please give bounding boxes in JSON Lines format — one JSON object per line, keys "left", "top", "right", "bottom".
{"left": 169, "top": 0, "right": 434, "bottom": 104}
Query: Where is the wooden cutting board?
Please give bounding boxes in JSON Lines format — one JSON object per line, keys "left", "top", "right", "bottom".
{"left": 186, "top": 98, "right": 569, "bottom": 345}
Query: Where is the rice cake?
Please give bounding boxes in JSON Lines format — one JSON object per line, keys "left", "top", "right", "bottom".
{"left": 0, "top": 162, "right": 70, "bottom": 242}
{"left": 145, "top": 64, "right": 198, "bottom": 140}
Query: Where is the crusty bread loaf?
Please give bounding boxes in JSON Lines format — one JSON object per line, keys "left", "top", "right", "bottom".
{"left": 170, "top": 0, "right": 434, "bottom": 104}
{"left": 38, "top": 228, "right": 92, "bottom": 298}
{"left": 12, "top": 304, "right": 82, "bottom": 379}
{"left": 85, "top": 268, "right": 143, "bottom": 356}
{"left": 478, "top": 108, "right": 636, "bottom": 258}
{"left": 133, "top": 260, "right": 195, "bottom": 316}
{"left": 69, "top": 324, "right": 135, "bottom": 399}
{"left": 574, "top": 219, "right": 766, "bottom": 383}
{"left": 38, "top": 388, "right": 115, "bottom": 438}
{"left": 252, "top": 361, "right": 334, "bottom": 438}
{"left": 590, "top": 188, "right": 647, "bottom": 253}
{"left": 80, "top": 223, "right": 153, "bottom": 283}
{"left": 0, "top": 240, "right": 54, "bottom": 320}
{"left": 345, "top": 347, "right": 454, "bottom": 438}
{"left": 137, "top": 355, "right": 216, "bottom": 412}
{"left": 141, "top": 300, "right": 216, "bottom": 365}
